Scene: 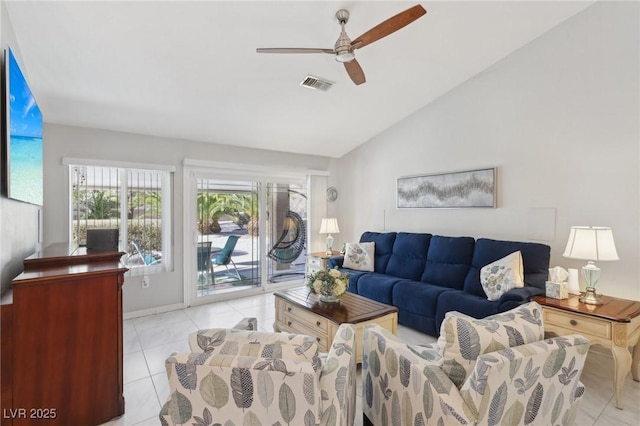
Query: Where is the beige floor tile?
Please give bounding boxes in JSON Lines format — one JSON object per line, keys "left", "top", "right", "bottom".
{"left": 123, "top": 326, "right": 142, "bottom": 354}
{"left": 137, "top": 319, "right": 198, "bottom": 349}
{"left": 133, "top": 309, "right": 193, "bottom": 333}
{"left": 124, "top": 351, "right": 150, "bottom": 384}
{"left": 143, "top": 339, "right": 191, "bottom": 376}
{"left": 102, "top": 292, "right": 640, "bottom": 426}
{"left": 151, "top": 372, "right": 170, "bottom": 408}
{"left": 184, "top": 303, "right": 246, "bottom": 329}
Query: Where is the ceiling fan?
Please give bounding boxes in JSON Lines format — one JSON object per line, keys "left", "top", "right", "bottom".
{"left": 256, "top": 5, "right": 427, "bottom": 86}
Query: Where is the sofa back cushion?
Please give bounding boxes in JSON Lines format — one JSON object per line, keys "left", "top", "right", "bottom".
{"left": 385, "top": 232, "right": 432, "bottom": 280}
{"left": 360, "top": 232, "right": 397, "bottom": 274}
{"left": 463, "top": 238, "right": 551, "bottom": 298}
{"left": 421, "top": 235, "right": 475, "bottom": 289}
{"left": 437, "top": 301, "right": 545, "bottom": 388}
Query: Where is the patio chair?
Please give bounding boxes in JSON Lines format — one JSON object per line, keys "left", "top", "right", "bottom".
{"left": 196, "top": 241, "right": 212, "bottom": 284}
{"left": 130, "top": 240, "right": 159, "bottom": 266}
{"left": 268, "top": 211, "right": 306, "bottom": 264}
{"left": 210, "top": 235, "right": 241, "bottom": 283}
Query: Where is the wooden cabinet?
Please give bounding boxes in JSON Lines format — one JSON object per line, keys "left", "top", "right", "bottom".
{"left": 0, "top": 243, "right": 127, "bottom": 425}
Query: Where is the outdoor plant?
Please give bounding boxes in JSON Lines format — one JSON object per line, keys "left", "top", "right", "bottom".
{"left": 197, "top": 192, "right": 258, "bottom": 235}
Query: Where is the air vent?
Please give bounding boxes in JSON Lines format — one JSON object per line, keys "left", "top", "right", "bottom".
{"left": 300, "top": 75, "right": 334, "bottom": 91}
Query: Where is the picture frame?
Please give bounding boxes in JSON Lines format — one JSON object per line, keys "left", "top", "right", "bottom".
{"left": 397, "top": 167, "right": 496, "bottom": 208}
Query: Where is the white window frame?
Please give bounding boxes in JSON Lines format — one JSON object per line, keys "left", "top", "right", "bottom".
{"left": 64, "top": 157, "right": 175, "bottom": 276}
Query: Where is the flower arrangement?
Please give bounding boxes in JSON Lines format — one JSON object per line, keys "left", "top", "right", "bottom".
{"left": 307, "top": 267, "right": 349, "bottom": 302}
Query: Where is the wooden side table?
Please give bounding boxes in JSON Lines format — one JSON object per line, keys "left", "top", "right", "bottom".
{"left": 534, "top": 294, "right": 640, "bottom": 409}
{"left": 306, "top": 250, "right": 340, "bottom": 276}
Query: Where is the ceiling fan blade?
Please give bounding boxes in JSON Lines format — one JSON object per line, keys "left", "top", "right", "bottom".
{"left": 344, "top": 59, "right": 366, "bottom": 85}
{"left": 256, "top": 48, "right": 335, "bottom": 54}
{"left": 351, "top": 5, "right": 426, "bottom": 50}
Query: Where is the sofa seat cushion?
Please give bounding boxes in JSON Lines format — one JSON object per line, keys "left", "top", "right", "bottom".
{"left": 385, "top": 232, "right": 432, "bottom": 280}
{"left": 392, "top": 280, "right": 453, "bottom": 319}
{"left": 344, "top": 270, "right": 368, "bottom": 294}
{"left": 360, "top": 232, "right": 397, "bottom": 273}
{"left": 435, "top": 291, "right": 500, "bottom": 332}
{"left": 436, "top": 301, "right": 544, "bottom": 388}
{"left": 421, "top": 235, "right": 475, "bottom": 289}
{"left": 464, "top": 238, "right": 550, "bottom": 298}
{"left": 356, "top": 273, "right": 404, "bottom": 305}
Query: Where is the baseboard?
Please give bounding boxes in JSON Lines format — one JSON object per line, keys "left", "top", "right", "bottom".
{"left": 123, "top": 303, "right": 185, "bottom": 320}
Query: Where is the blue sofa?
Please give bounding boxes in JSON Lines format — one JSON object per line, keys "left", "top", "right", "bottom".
{"left": 328, "top": 231, "right": 550, "bottom": 336}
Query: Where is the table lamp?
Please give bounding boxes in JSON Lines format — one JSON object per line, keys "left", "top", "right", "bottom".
{"left": 563, "top": 226, "right": 619, "bottom": 305}
{"left": 319, "top": 218, "right": 340, "bottom": 255}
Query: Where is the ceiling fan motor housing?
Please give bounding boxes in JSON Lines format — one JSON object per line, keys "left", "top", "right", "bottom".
{"left": 334, "top": 9, "right": 354, "bottom": 62}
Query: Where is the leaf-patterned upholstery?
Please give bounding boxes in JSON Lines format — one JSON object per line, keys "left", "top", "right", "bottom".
{"left": 436, "top": 302, "right": 546, "bottom": 388}
{"left": 160, "top": 322, "right": 357, "bottom": 426}
{"left": 362, "top": 302, "right": 590, "bottom": 425}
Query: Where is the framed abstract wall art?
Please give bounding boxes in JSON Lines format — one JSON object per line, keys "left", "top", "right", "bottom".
{"left": 397, "top": 167, "right": 496, "bottom": 208}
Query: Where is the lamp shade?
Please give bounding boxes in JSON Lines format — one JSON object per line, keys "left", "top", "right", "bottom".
{"left": 563, "top": 226, "right": 619, "bottom": 261}
{"left": 319, "top": 218, "right": 340, "bottom": 234}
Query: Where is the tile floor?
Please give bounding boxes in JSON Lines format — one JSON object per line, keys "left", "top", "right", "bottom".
{"left": 102, "top": 292, "right": 640, "bottom": 425}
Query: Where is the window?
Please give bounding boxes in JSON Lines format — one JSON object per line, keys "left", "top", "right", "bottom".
{"left": 69, "top": 163, "right": 172, "bottom": 273}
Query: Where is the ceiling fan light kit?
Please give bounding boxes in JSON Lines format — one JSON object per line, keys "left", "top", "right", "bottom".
{"left": 256, "top": 4, "right": 427, "bottom": 85}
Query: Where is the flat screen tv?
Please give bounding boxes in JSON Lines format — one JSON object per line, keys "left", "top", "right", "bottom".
{"left": 3, "top": 47, "right": 43, "bottom": 205}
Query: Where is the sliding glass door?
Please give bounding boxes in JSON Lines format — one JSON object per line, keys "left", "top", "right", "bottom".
{"left": 187, "top": 170, "right": 308, "bottom": 304}
{"left": 194, "top": 177, "right": 260, "bottom": 299}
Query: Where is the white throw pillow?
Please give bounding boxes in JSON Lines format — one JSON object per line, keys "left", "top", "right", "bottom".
{"left": 343, "top": 242, "right": 375, "bottom": 272}
{"left": 480, "top": 250, "right": 524, "bottom": 301}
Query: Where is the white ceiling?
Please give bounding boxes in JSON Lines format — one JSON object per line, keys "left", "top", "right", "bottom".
{"left": 5, "top": 1, "right": 594, "bottom": 158}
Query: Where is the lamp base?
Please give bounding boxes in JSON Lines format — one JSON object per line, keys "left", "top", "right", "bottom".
{"left": 325, "top": 234, "right": 334, "bottom": 256}
{"left": 579, "top": 287, "right": 603, "bottom": 305}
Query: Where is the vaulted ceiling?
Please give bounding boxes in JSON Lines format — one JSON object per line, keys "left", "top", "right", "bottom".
{"left": 5, "top": 1, "right": 594, "bottom": 158}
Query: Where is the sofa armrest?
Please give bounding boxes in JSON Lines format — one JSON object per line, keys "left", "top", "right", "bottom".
{"left": 328, "top": 255, "right": 344, "bottom": 269}
{"left": 362, "top": 324, "right": 472, "bottom": 426}
{"left": 497, "top": 286, "right": 545, "bottom": 311}
{"left": 319, "top": 324, "right": 357, "bottom": 426}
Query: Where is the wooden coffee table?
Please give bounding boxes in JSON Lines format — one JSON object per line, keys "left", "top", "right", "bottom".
{"left": 534, "top": 294, "right": 640, "bottom": 409}
{"left": 274, "top": 287, "right": 398, "bottom": 363}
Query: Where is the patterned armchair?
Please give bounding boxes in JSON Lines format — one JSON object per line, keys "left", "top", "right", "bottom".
{"left": 362, "top": 302, "right": 590, "bottom": 426}
{"left": 160, "top": 319, "right": 357, "bottom": 426}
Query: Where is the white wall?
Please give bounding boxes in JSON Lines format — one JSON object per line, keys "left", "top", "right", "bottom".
{"left": 330, "top": 1, "right": 640, "bottom": 300}
{"left": 0, "top": 1, "right": 41, "bottom": 294}
{"left": 43, "top": 123, "right": 331, "bottom": 313}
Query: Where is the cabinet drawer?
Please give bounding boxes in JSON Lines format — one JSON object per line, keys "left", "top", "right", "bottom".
{"left": 283, "top": 302, "right": 329, "bottom": 334}
{"left": 281, "top": 314, "right": 329, "bottom": 351}
{"left": 545, "top": 309, "right": 611, "bottom": 339}
{"left": 307, "top": 257, "right": 324, "bottom": 268}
